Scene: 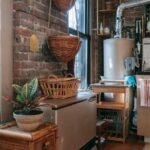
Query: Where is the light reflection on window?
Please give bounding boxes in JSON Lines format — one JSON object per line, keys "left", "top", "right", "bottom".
{"left": 74, "top": 38, "right": 88, "bottom": 89}
{"left": 69, "top": 0, "right": 85, "bottom": 33}
{"left": 69, "top": 0, "right": 88, "bottom": 90}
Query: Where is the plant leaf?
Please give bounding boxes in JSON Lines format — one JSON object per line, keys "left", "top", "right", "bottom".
{"left": 12, "top": 84, "right": 22, "bottom": 95}
{"left": 22, "top": 83, "right": 30, "bottom": 99}
{"left": 16, "top": 94, "right": 25, "bottom": 103}
{"left": 28, "top": 78, "right": 38, "bottom": 100}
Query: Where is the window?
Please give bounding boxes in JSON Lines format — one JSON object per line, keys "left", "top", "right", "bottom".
{"left": 68, "top": 0, "right": 90, "bottom": 90}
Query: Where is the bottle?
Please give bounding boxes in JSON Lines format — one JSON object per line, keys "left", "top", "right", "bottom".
{"left": 137, "top": 42, "right": 141, "bottom": 54}
{"left": 147, "top": 16, "right": 150, "bottom": 32}
{"left": 134, "top": 19, "right": 142, "bottom": 73}
{"left": 99, "top": 22, "right": 103, "bottom": 35}
{"left": 135, "top": 20, "right": 139, "bottom": 44}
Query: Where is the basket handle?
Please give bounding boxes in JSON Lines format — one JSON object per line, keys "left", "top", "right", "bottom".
{"left": 65, "top": 73, "right": 74, "bottom": 77}
{"left": 48, "top": 75, "right": 58, "bottom": 80}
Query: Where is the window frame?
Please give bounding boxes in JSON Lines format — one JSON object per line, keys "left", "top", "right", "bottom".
{"left": 69, "top": 0, "right": 91, "bottom": 86}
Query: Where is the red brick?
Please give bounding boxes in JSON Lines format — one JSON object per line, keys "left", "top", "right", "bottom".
{"left": 13, "top": 0, "right": 68, "bottom": 82}
{"left": 14, "top": 52, "right": 28, "bottom": 61}
{"left": 15, "top": 27, "right": 33, "bottom": 37}
{"left": 13, "top": 1, "right": 30, "bottom": 13}
{"left": 35, "top": 2, "right": 48, "bottom": 13}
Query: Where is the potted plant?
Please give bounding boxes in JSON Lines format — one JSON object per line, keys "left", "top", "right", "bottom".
{"left": 3, "top": 78, "right": 47, "bottom": 131}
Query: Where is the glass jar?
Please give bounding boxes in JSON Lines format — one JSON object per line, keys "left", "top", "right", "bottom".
{"left": 147, "top": 16, "right": 150, "bottom": 32}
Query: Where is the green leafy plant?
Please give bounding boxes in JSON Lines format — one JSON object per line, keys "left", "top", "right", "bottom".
{"left": 3, "top": 78, "right": 47, "bottom": 113}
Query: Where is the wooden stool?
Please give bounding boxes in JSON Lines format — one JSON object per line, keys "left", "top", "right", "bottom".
{"left": 96, "top": 120, "right": 111, "bottom": 149}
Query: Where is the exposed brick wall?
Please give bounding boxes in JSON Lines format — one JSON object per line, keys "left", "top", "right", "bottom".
{"left": 13, "top": 0, "right": 68, "bottom": 84}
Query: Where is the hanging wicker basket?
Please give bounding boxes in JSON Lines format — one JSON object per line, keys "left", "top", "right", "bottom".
{"left": 48, "top": 35, "right": 81, "bottom": 63}
{"left": 53, "top": 0, "right": 76, "bottom": 12}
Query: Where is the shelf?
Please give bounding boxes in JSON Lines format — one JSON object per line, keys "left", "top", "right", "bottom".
{"left": 97, "top": 102, "right": 125, "bottom": 110}
{"left": 97, "top": 33, "right": 111, "bottom": 37}
{"left": 108, "top": 136, "right": 125, "bottom": 142}
{"left": 105, "top": 132, "right": 125, "bottom": 142}
{"left": 146, "top": 31, "right": 150, "bottom": 33}
{"left": 96, "top": 0, "right": 125, "bottom": 36}
{"left": 98, "top": 9, "right": 116, "bottom": 13}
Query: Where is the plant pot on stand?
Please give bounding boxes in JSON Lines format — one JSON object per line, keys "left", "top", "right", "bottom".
{"left": 13, "top": 110, "right": 44, "bottom": 132}
{"left": 3, "top": 78, "right": 47, "bottom": 131}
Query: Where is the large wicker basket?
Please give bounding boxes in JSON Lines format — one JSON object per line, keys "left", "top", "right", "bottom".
{"left": 53, "top": 0, "right": 76, "bottom": 12}
{"left": 48, "top": 35, "right": 81, "bottom": 62}
{"left": 39, "top": 75, "right": 80, "bottom": 99}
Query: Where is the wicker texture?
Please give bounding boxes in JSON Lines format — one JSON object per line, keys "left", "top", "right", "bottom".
{"left": 53, "top": 0, "right": 76, "bottom": 12}
{"left": 39, "top": 75, "right": 80, "bottom": 99}
{"left": 48, "top": 35, "right": 81, "bottom": 62}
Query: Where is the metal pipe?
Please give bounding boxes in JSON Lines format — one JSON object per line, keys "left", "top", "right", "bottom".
{"left": 115, "top": 0, "right": 150, "bottom": 38}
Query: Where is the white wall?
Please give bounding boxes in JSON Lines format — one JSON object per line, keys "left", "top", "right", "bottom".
{"left": 0, "top": 0, "right": 13, "bottom": 123}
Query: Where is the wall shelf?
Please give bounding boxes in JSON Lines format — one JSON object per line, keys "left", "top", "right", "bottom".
{"left": 98, "top": 9, "right": 116, "bottom": 13}
{"left": 97, "top": 33, "right": 111, "bottom": 37}
{"left": 96, "top": 0, "right": 125, "bottom": 36}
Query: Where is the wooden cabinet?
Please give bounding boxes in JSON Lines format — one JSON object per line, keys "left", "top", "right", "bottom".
{"left": 0, "top": 122, "right": 57, "bottom": 150}
{"left": 96, "top": 0, "right": 125, "bottom": 36}
{"left": 91, "top": 83, "right": 132, "bottom": 143}
{"left": 40, "top": 91, "right": 97, "bottom": 150}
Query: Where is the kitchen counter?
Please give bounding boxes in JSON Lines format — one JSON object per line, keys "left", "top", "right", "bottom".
{"left": 40, "top": 91, "right": 96, "bottom": 110}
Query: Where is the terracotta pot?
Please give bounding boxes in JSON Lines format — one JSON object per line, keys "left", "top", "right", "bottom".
{"left": 13, "top": 110, "right": 44, "bottom": 131}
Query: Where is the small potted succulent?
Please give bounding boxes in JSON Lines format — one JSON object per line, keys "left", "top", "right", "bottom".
{"left": 3, "top": 78, "right": 47, "bottom": 131}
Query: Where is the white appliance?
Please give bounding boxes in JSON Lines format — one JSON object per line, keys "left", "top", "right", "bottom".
{"left": 142, "top": 38, "right": 150, "bottom": 72}
{"left": 104, "top": 38, "right": 134, "bottom": 80}
{"left": 41, "top": 92, "right": 96, "bottom": 150}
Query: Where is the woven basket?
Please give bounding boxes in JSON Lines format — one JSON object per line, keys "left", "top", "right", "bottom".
{"left": 53, "top": 0, "right": 76, "bottom": 12}
{"left": 48, "top": 35, "right": 81, "bottom": 62}
{"left": 39, "top": 75, "right": 80, "bottom": 99}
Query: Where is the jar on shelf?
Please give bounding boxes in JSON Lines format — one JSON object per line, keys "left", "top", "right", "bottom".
{"left": 105, "top": 1, "right": 113, "bottom": 10}
{"left": 147, "top": 16, "right": 150, "bottom": 32}
{"left": 104, "top": 27, "right": 110, "bottom": 35}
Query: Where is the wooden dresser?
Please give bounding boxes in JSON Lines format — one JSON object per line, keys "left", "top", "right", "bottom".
{"left": 0, "top": 122, "right": 57, "bottom": 150}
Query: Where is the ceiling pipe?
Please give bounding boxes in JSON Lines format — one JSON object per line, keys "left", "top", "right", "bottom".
{"left": 115, "top": 0, "right": 150, "bottom": 38}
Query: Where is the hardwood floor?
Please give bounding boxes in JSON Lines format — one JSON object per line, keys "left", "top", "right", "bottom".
{"left": 98, "top": 134, "right": 144, "bottom": 150}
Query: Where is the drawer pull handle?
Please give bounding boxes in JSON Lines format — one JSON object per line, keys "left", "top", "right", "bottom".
{"left": 43, "top": 141, "right": 50, "bottom": 150}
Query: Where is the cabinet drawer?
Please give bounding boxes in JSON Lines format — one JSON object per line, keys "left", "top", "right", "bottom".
{"left": 34, "top": 132, "right": 56, "bottom": 150}
{"left": 0, "top": 137, "right": 28, "bottom": 150}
